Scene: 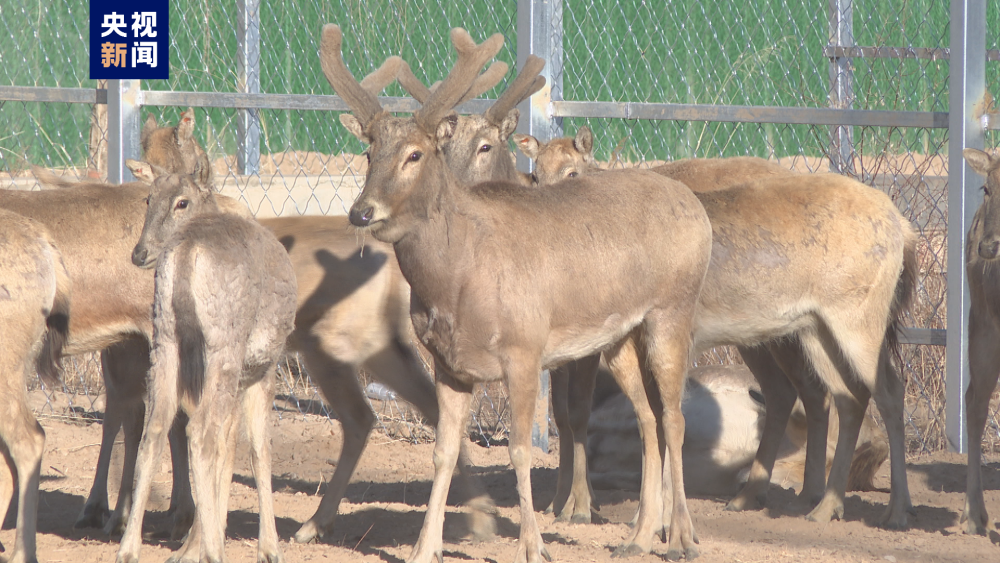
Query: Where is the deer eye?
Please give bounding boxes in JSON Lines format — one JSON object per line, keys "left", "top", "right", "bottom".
{"left": 175, "top": 199, "right": 189, "bottom": 210}
{"left": 567, "top": 171, "right": 578, "bottom": 178}
{"left": 984, "top": 184, "right": 993, "bottom": 197}
{"left": 364, "top": 151, "right": 370, "bottom": 163}
{"left": 478, "top": 143, "right": 492, "bottom": 154}
{"left": 408, "top": 151, "right": 423, "bottom": 163}
{"left": 144, "top": 196, "right": 150, "bottom": 206}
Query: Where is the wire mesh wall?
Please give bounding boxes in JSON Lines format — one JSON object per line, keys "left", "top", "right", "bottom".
{"left": 2, "top": 1, "right": 999, "bottom": 454}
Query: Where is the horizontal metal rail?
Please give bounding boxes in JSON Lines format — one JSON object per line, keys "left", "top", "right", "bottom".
{"left": 553, "top": 100, "right": 949, "bottom": 128}
{"left": 898, "top": 328, "right": 946, "bottom": 347}
{"left": 0, "top": 86, "right": 106, "bottom": 104}
{"left": 823, "top": 45, "right": 1000, "bottom": 61}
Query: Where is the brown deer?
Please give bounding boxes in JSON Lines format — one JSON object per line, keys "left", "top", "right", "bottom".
{"left": 959, "top": 147, "right": 1000, "bottom": 536}
{"left": 115, "top": 173, "right": 297, "bottom": 563}
{"left": 99, "top": 102, "right": 497, "bottom": 544}
{"left": 0, "top": 209, "right": 70, "bottom": 563}
{"left": 517, "top": 127, "right": 917, "bottom": 530}
{"left": 324, "top": 24, "right": 712, "bottom": 561}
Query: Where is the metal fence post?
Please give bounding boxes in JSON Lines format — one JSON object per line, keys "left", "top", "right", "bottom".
{"left": 237, "top": 0, "right": 261, "bottom": 176}
{"left": 946, "top": 0, "right": 987, "bottom": 454}
{"left": 518, "top": 0, "right": 563, "bottom": 452}
{"left": 828, "top": 0, "right": 854, "bottom": 175}
{"left": 106, "top": 79, "right": 141, "bottom": 184}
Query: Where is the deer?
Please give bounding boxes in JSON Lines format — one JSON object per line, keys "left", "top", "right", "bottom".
{"left": 516, "top": 126, "right": 917, "bottom": 530}
{"left": 124, "top": 106, "right": 497, "bottom": 545}
{"left": 0, "top": 208, "right": 70, "bottom": 563}
{"left": 323, "top": 24, "right": 713, "bottom": 562}
{"left": 114, "top": 173, "right": 298, "bottom": 563}
{"left": 958, "top": 147, "right": 1000, "bottom": 536}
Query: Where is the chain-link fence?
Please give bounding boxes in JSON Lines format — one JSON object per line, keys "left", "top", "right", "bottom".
{"left": 3, "top": 1, "right": 1000, "bottom": 455}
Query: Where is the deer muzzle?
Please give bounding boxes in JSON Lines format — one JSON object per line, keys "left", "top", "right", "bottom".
{"left": 349, "top": 204, "right": 375, "bottom": 227}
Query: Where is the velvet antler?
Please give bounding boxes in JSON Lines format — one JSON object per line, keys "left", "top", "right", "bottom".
{"left": 484, "top": 55, "right": 546, "bottom": 125}
{"left": 319, "top": 24, "right": 400, "bottom": 128}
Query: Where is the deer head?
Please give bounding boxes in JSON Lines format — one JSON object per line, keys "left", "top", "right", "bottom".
{"left": 131, "top": 174, "right": 221, "bottom": 269}
{"left": 397, "top": 52, "right": 545, "bottom": 186}
{"left": 321, "top": 24, "right": 502, "bottom": 242}
{"left": 140, "top": 108, "right": 214, "bottom": 186}
{"left": 965, "top": 148, "right": 1000, "bottom": 260}
{"left": 513, "top": 126, "right": 596, "bottom": 185}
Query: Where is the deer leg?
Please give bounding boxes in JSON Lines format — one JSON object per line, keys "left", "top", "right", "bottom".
{"left": 0, "top": 444, "right": 13, "bottom": 537}
{"left": 167, "top": 412, "right": 195, "bottom": 541}
{"left": 292, "top": 348, "right": 373, "bottom": 544}
{"left": 504, "top": 352, "right": 551, "bottom": 563}
{"left": 644, "top": 314, "right": 699, "bottom": 562}
{"left": 244, "top": 368, "right": 282, "bottom": 563}
{"left": 84, "top": 338, "right": 149, "bottom": 533}
{"left": 547, "top": 364, "right": 574, "bottom": 516}
{"left": 564, "top": 354, "right": 600, "bottom": 524}
{"left": 407, "top": 367, "right": 473, "bottom": 563}
{"left": 766, "top": 341, "right": 831, "bottom": 506}
{"left": 963, "top": 309, "right": 1000, "bottom": 535}
{"left": 366, "top": 339, "right": 496, "bottom": 541}
{"left": 726, "top": 344, "right": 798, "bottom": 512}
{"left": 604, "top": 335, "right": 664, "bottom": 558}
{"left": 871, "top": 344, "right": 912, "bottom": 529}
{"left": 0, "top": 367, "right": 46, "bottom": 563}
{"left": 796, "top": 329, "right": 870, "bottom": 525}
{"left": 185, "top": 363, "right": 238, "bottom": 563}
{"left": 116, "top": 339, "right": 181, "bottom": 563}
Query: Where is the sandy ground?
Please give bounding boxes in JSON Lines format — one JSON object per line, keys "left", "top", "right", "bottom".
{"left": 9, "top": 402, "right": 1000, "bottom": 563}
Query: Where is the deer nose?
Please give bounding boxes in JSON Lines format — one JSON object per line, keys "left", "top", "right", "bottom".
{"left": 980, "top": 238, "right": 1000, "bottom": 260}
{"left": 131, "top": 245, "right": 148, "bottom": 267}
{"left": 349, "top": 205, "right": 374, "bottom": 227}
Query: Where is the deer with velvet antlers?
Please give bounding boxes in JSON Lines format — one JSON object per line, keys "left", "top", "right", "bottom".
{"left": 323, "top": 24, "right": 713, "bottom": 562}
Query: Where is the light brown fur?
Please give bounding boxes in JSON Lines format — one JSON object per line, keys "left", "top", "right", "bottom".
{"left": 325, "top": 25, "right": 712, "bottom": 561}
{"left": 520, "top": 128, "right": 917, "bottom": 530}
{"left": 0, "top": 209, "right": 70, "bottom": 563}
{"left": 115, "top": 174, "right": 297, "bottom": 563}
{"left": 92, "top": 111, "right": 498, "bottom": 545}
{"left": 959, "top": 147, "right": 1000, "bottom": 536}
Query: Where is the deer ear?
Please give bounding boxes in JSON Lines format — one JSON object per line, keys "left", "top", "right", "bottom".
{"left": 574, "top": 126, "right": 594, "bottom": 156}
{"left": 513, "top": 133, "right": 539, "bottom": 159}
{"left": 141, "top": 113, "right": 157, "bottom": 145}
{"left": 177, "top": 108, "right": 195, "bottom": 144}
{"left": 964, "top": 148, "right": 995, "bottom": 177}
{"left": 339, "top": 114, "right": 369, "bottom": 143}
{"left": 126, "top": 159, "right": 157, "bottom": 184}
{"left": 436, "top": 113, "right": 459, "bottom": 145}
{"left": 498, "top": 108, "right": 520, "bottom": 141}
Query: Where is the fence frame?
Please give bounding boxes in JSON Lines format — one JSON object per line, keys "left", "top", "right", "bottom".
{"left": 1, "top": 0, "right": 995, "bottom": 453}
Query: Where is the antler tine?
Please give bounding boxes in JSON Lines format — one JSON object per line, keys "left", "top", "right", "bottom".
{"left": 455, "top": 61, "right": 510, "bottom": 106}
{"left": 484, "top": 55, "right": 546, "bottom": 125}
{"left": 359, "top": 55, "right": 403, "bottom": 96}
{"left": 397, "top": 60, "right": 431, "bottom": 104}
{"left": 415, "top": 28, "right": 504, "bottom": 132}
{"left": 319, "top": 24, "right": 384, "bottom": 127}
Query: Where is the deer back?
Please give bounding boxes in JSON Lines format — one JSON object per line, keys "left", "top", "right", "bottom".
{"left": 2, "top": 174, "right": 154, "bottom": 353}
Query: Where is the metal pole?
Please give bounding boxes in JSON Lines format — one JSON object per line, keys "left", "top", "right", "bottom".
{"left": 516, "top": 0, "right": 563, "bottom": 173}
{"left": 828, "top": 0, "right": 854, "bottom": 175}
{"left": 106, "top": 79, "right": 141, "bottom": 184}
{"left": 518, "top": 0, "right": 563, "bottom": 452}
{"left": 237, "top": 0, "right": 261, "bottom": 175}
{"left": 946, "top": 0, "right": 986, "bottom": 454}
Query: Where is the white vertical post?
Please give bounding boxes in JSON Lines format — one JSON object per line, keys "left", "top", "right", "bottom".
{"left": 237, "top": 0, "right": 261, "bottom": 175}
{"left": 106, "top": 79, "right": 141, "bottom": 184}
{"left": 946, "top": 0, "right": 987, "bottom": 454}
{"left": 828, "top": 0, "right": 854, "bottom": 174}
{"left": 518, "top": 0, "right": 563, "bottom": 451}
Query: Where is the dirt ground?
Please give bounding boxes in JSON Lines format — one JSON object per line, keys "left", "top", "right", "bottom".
{"left": 9, "top": 402, "right": 1000, "bottom": 563}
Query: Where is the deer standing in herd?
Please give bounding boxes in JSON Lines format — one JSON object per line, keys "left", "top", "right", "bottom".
{"left": 516, "top": 125, "right": 917, "bottom": 533}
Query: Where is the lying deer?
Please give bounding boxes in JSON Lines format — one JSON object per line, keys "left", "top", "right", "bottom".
{"left": 0, "top": 209, "right": 70, "bottom": 563}
{"left": 125, "top": 107, "right": 495, "bottom": 544}
{"left": 325, "top": 25, "right": 712, "bottom": 561}
{"left": 587, "top": 365, "right": 889, "bottom": 498}
{"left": 517, "top": 126, "right": 916, "bottom": 529}
{"left": 115, "top": 173, "right": 297, "bottom": 563}
{"left": 959, "top": 147, "right": 1000, "bottom": 536}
